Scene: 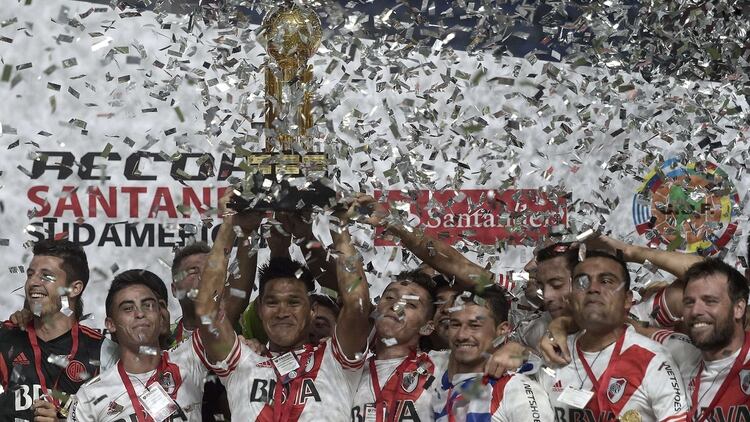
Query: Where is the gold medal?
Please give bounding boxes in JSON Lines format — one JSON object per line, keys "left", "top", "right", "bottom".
{"left": 619, "top": 409, "right": 642, "bottom": 422}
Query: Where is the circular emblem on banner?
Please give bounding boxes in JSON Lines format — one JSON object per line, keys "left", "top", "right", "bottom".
{"left": 66, "top": 360, "right": 87, "bottom": 382}
{"left": 632, "top": 158, "right": 740, "bottom": 256}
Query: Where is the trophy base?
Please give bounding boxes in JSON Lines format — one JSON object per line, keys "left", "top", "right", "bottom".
{"left": 227, "top": 174, "right": 337, "bottom": 212}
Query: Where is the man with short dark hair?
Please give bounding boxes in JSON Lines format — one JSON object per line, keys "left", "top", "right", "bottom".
{"left": 0, "top": 239, "right": 104, "bottom": 421}
{"left": 193, "top": 198, "right": 371, "bottom": 420}
{"left": 351, "top": 267, "right": 450, "bottom": 421}
{"left": 540, "top": 251, "right": 689, "bottom": 421}
{"left": 68, "top": 269, "right": 209, "bottom": 421}
{"left": 681, "top": 258, "right": 750, "bottom": 420}
{"left": 432, "top": 286, "right": 554, "bottom": 421}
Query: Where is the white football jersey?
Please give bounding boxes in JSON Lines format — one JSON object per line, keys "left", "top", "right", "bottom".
{"left": 650, "top": 329, "right": 702, "bottom": 388}
{"left": 684, "top": 334, "right": 750, "bottom": 421}
{"left": 630, "top": 286, "right": 680, "bottom": 328}
{"left": 197, "top": 329, "right": 366, "bottom": 421}
{"left": 351, "top": 350, "right": 450, "bottom": 421}
{"left": 432, "top": 372, "right": 554, "bottom": 422}
{"left": 67, "top": 335, "right": 208, "bottom": 422}
{"left": 540, "top": 326, "right": 689, "bottom": 422}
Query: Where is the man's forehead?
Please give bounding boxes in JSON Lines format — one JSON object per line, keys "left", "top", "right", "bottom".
{"left": 685, "top": 273, "right": 731, "bottom": 294}
{"left": 450, "top": 302, "right": 492, "bottom": 321}
{"left": 29, "top": 255, "right": 65, "bottom": 270}
{"left": 537, "top": 257, "right": 573, "bottom": 275}
{"left": 180, "top": 253, "right": 208, "bottom": 267}
{"left": 574, "top": 256, "right": 621, "bottom": 274}
{"left": 265, "top": 277, "right": 310, "bottom": 295}
{"left": 116, "top": 284, "right": 157, "bottom": 303}
{"left": 385, "top": 280, "right": 429, "bottom": 300}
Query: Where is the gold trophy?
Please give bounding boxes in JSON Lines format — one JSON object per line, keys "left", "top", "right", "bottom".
{"left": 229, "top": 0, "right": 334, "bottom": 211}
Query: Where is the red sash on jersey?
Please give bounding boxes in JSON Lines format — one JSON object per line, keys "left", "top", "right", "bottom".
{"left": 173, "top": 319, "right": 185, "bottom": 344}
{"left": 575, "top": 328, "right": 654, "bottom": 417}
{"left": 27, "top": 320, "right": 79, "bottom": 408}
{"left": 251, "top": 344, "right": 324, "bottom": 421}
{"left": 689, "top": 332, "right": 750, "bottom": 422}
{"left": 117, "top": 351, "right": 183, "bottom": 422}
{"left": 369, "top": 350, "right": 435, "bottom": 422}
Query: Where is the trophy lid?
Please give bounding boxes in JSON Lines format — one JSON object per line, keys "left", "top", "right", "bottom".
{"left": 262, "top": 1, "right": 322, "bottom": 70}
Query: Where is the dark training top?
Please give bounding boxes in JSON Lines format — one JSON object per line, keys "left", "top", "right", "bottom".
{"left": 0, "top": 320, "right": 103, "bottom": 421}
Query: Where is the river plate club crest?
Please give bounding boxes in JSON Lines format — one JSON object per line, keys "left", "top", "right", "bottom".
{"left": 632, "top": 158, "right": 740, "bottom": 256}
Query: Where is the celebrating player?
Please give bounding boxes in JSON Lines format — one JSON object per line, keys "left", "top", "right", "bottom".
{"left": 0, "top": 239, "right": 105, "bottom": 421}
{"left": 67, "top": 270, "right": 208, "bottom": 421}
{"left": 682, "top": 259, "right": 750, "bottom": 420}
{"left": 539, "top": 251, "right": 689, "bottom": 421}
{"left": 351, "top": 269, "right": 450, "bottom": 421}
{"left": 433, "top": 286, "right": 554, "bottom": 421}
{"left": 192, "top": 197, "right": 371, "bottom": 421}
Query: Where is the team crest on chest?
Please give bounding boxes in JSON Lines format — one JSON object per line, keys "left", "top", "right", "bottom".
{"left": 739, "top": 369, "right": 750, "bottom": 395}
{"left": 160, "top": 371, "right": 177, "bottom": 395}
{"left": 106, "top": 401, "right": 124, "bottom": 415}
{"left": 607, "top": 377, "right": 627, "bottom": 403}
{"left": 401, "top": 372, "right": 418, "bottom": 393}
{"left": 66, "top": 360, "right": 87, "bottom": 382}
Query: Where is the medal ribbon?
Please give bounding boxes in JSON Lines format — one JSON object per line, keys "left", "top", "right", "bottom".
{"left": 271, "top": 345, "right": 315, "bottom": 422}
{"left": 117, "top": 351, "right": 174, "bottom": 422}
{"left": 27, "top": 320, "right": 79, "bottom": 408}
{"left": 689, "top": 332, "right": 750, "bottom": 422}
{"left": 576, "top": 327, "right": 626, "bottom": 417}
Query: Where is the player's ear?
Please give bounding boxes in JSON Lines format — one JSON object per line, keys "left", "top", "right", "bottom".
{"left": 495, "top": 321, "right": 511, "bottom": 338}
{"left": 68, "top": 280, "right": 84, "bottom": 300}
{"left": 623, "top": 288, "right": 633, "bottom": 313}
{"left": 734, "top": 299, "right": 747, "bottom": 321}
{"left": 105, "top": 317, "right": 117, "bottom": 336}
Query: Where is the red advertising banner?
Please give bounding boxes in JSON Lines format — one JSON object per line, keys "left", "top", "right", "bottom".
{"left": 373, "top": 189, "right": 567, "bottom": 246}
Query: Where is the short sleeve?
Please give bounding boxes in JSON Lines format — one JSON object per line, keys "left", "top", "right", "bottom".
{"left": 492, "top": 375, "right": 554, "bottom": 422}
{"left": 651, "top": 330, "right": 701, "bottom": 381}
{"left": 644, "top": 352, "right": 689, "bottom": 421}
{"left": 67, "top": 387, "right": 96, "bottom": 422}
{"left": 191, "top": 329, "right": 241, "bottom": 378}
{"left": 331, "top": 327, "right": 368, "bottom": 371}
{"left": 99, "top": 338, "right": 119, "bottom": 372}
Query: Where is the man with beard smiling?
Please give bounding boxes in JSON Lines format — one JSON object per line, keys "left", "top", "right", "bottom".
{"left": 539, "top": 250, "right": 689, "bottom": 421}
{"left": 0, "top": 239, "right": 105, "bottom": 422}
{"left": 680, "top": 259, "right": 750, "bottom": 421}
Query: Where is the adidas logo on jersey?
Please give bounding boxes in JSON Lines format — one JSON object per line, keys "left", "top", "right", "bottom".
{"left": 13, "top": 352, "right": 30, "bottom": 366}
{"left": 552, "top": 380, "right": 564, "bottom": 393}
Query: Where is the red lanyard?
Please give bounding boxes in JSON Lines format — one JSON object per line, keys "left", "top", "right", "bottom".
{"left": 576, "top": 328, "right": 626, "bottom": 416}
{"left": 369, "top": 350, "right": 420, "bottom": 422}
{"left": 117, "top": 352, "right": 171, "bottom": 422}
{"left": 174, "top": 320, "right": 184, "bottom": 344}
{"left": 27, "top": 320, "right": 79, "bottom": 408}
{"left": 271, "top": 345, "right": 314, "bottom": 422}
{"left": 689, "top": 332, "right": 750, "bottom": 422}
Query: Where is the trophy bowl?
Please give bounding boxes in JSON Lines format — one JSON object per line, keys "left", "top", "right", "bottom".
{"left": 262, "top": 2, "right": 323, "bottom": 71}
